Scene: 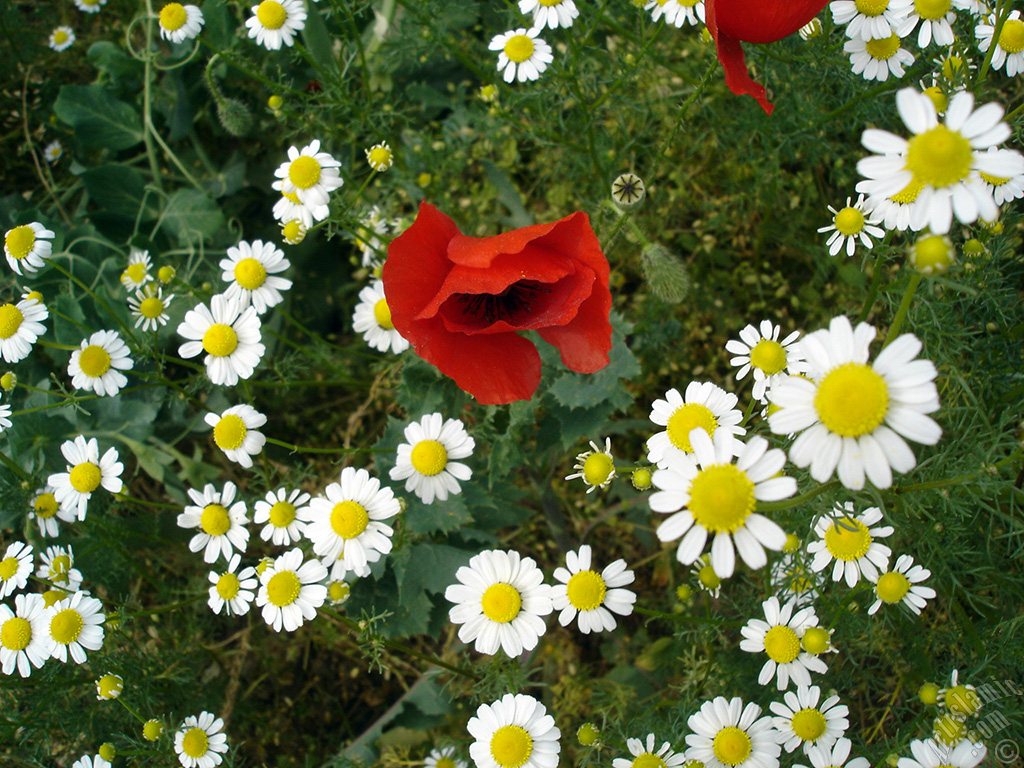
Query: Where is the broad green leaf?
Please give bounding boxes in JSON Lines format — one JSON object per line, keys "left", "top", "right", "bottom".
{"left": 54, "top": 85, "right": 143, "bottom": 150}
{"left": 482, "top": 160, "right": 533, "bottom": 229}
{"left": 159, "top": 190, "right": 226, "bottom": 242}
{"left": 81, "top": 165, "right": 155, "bottom": 220}
{"left": 393, "top": 543, "right": 474, "bottom": 601}
{"left": 301, "top": 1, "right": 335, "bottom": 70}
{"left": 87, "top": 41, "right": 143, "bottom": 87}
{"left": 547, "top": 313, "right": 639, "bottom": 412}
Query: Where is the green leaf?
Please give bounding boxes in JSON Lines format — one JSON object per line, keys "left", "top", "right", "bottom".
{"left": 402, "top": 494, "right": 475, "bottom": 537}
{"left": 87, "top": 42, "right": 143, "bottom": 86}
{"left": 547, "top": 313, "right": 639, "bottom": 412}
{"left": 159, "top": 190, "right": 226, "bottom": 242}
{"left": 393, "top": 543, "right": 474, "bottom": 601}
{"left": 482, "top": 160, "right": 533, "bottom": 229}
{"left": 54, "top": 85, "right": 143, "bottom": 150}
{"left": 81, "top": 165, "right": 155, "bottom": 220}
{"left": 301, "top": 1, "right": 335, "bottom": 69}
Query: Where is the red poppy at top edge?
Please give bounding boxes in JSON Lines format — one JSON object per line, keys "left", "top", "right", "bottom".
{"left": 705, "top": 0, "right": 829, "bottom": 115}
{"left": 382, "top": 203, "right": 613, "bottom": 405}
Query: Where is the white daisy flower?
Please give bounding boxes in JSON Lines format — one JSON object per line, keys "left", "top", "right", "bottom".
{"left": 253, "top": 487, "right": 310, "bottom": 545}
{"left": 467, "top": 693, "right": 560, "bottom": 768}
{"left": 520, "top": 0, "right": 579, "bottom": 29}
{"left": 0, "top": 397, "right": 9, "bottom": 433}
{"left": 48, "top": 435, "right": 124, "bottom": 521}
{"left": 867, "top": 553, "right": 936, "bottom": 615}
{"left": 0, "top": 594, "right": 51, "bottom": 677}
{"left": 29, "top": 486, "right": 66, "bottom": 537}
{"left": 808, "top": 503, "right": 892, "bottom": 586}
{"left": 685, "top": 696, "right": 782, "bottom": 768}
{"left": 668, "top": 0, "right": 706, "bottom": 27}
{"left": 174, "top": 711, "right": 229, "bottom": 768}
{"left": 425, "top": 746, "right": 467, "bottom": 768}
{"left": 158, "top": 3, "right": 204, "bottom": 44}
{"left": 245, "top": 0, "right": 305, "bottom": 49}
{"left": 121, "top": 248, "right": 153, "bottom": 291}
{"left": 272, "top": 139, "right": 342, "bottom": 209}
{"left": 72, "top": 756, "right": 111, "bottom": 768}
{"left": 647, "top": 0, "right": 683, "bottom": 25}
{"left": 977, "top": 147, "right": 1024, "bottom": 205}
{"left": 48, "top": 27, "right": 75, "bottom": 52}
{"left": 350, "top": 206, "right": 390, "bottom": 268}
{"left": 177, "top": 482, "right": 250, "bottom": 564}
{"left": 795, "top": 737, "right": 871, "bottom": 768}
{"left": 976, "top": 11, "right": 1024, "bottom": 77}
{"left": 303, "top": 466, "right": 400, "bottom": 579}
{"left": 830, "top": 0, "right": 908, "bottom": 41}
{"left": 207, "top": 553, "right": 258, "bottom": 616}
{"left": 219, "top": 239, "right": 292, "bottom": 315}
{"left": 799, "top": 17, "right": 824, "bottom": 39}
{"left": 770, "top": 685, "right": 849, "bottom": 754}
{"left": 271, "top": 190, "right": 328, "bottom": 228}
{"left": 845, "top": 31, "right": 915, "bottom": 82}
{"left": 35, "top": 545, "right": 83, "bottom": 591}
{"left": 44, "top": 139, "right": 64, "bottom": 162}
{"left": 564, "top": 438, "right": 617, "bottom": 493}
{"left": 938, "top": 670, "right": 982, "bottom": 717}
{"left": 769, "top": 553, "right": 820, "bottom": 608}
{"left": 866, "top": 177, "right": 925, "bottom": 231}
{"left": 389, "top": 413, "right": 475, "bottom": 504}
{"left": 5, "top": 222, "right": 54, "bottom": 275}
{"left": 818, "top": 195, "right": 886, "bottom": 256}
{"left": 891, "top": 0, "right": 958, "bottom": 48}
{"left": 646, "top": 382, "right": 745, "bottom": 468}
{"left": 256, "top": 547, "right": 328, "bottom": 632}
{"left": 45, "top": 590, "right": 105, "bottom": 664}
{"left": 650, "top": 429, "right": 795, "bottom": 578}
{"left": 739, "top": 596, "right": 828, "bottom": 690}
{"left": 73, "top": 0, "right": 106, "bottom": 12}
{"left": 352, "top": 280, "right": 409, "bottom": 354}
{"left": 445, "top": 549, "right": 553, "bottom": 657}
{"left": 177, "top": 293, "right": 265, "bottom": 386}
{"left": 204, "top": 404, "right": 267, "bottom": 469}
{"left": 898, "top": 739, "right": 985, "bottom": 768}
{"left": 612, "top": 734, "right": 687, "bottom": 768}
{"left": 726, "top": 320, "right": 806, "bottom": 404}
{"left": 68, "top": 330, "right": 134, "bottom": 396}
{"left": 768, "top": 315, "right": 941, "bottom": 491}
{"left": 0, "top": 295, "right": 48, "bottom": 363}
{"left": 128, "top": 286, "right": 174, "bottom": 331}
{"left": 0, "top": 541, "right": 34, "bottom": 599}
{"left": 856, "top": 88, "right": 1023, "bottom": 234}
{"left": 489, "top": 28, "right": 554, "bottom": 83}
{"left": 551, "top": 545, "right": 636, "bottom": 634}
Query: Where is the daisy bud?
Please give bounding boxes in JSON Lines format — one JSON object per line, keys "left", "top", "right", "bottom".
{"left": 910, "top": 234, "right": 955, "bottom": 275}
{"left": 576, "top": 722, "right": 601, "bottom": 747}
{"left": 630, "top": 466, "right": 652, "bottom": 491}
{"left": 962, "top": 239, "right": 985, "bottom": 256}
{"left": 940, "top": 55, "right": 964, "bottom": 81}
{"left": 365, "top": 142, "right": 394, "bottom": 172}
{"left": 783, "top": 533, "right": 801, "bottom": 553}
{"left": 281, "top": 219, "right": 307, "bottom": 245}
{"left": 641, "top": 243, "right": 690, "bottom": 303}
{"left": 216, "top": 96, "right": 253, "bottom": 137}
{"left": 922, "top": 86, "right": 947, "bottom": 115}
{"left": 143, "top": 719, "right": 164, "bottom": 741}
{"left": 417, "top": 172, "right": 432, "bottom": 187}
{"left": 98, "top": 743, "right": 116, "bottom": 761}
{"left": 158, "top": 265, "right": 176, "bottom": 283}
{"left": 1, "top": 372, "right": 16, "bottom": 391}
{"left": 675, "top": 584, "right": 692, "bottom": 602}
{"left": 799, "top": 18, "right": 823, "bottom": 40}
{"left": 611, "top": 173, "right": 645, "bottom": 210}
{"left": 479, "top": 84, "right": 498, "bottom": 102}
{"left": 328, "top": 580, "right": 351, "bottom": 605}
{"left": 267, "top": 94, "right": 283, "bottom": 110}
{"left": 95, "top": 673, "right": 124, "bottom": 700}
{"left": 801, "top": 627, "right": 831, "bottom": 654}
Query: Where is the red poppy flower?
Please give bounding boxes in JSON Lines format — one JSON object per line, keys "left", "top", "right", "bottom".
{"left": 705, "top": 0, "right": 829, "bottom": 115}
{"left": 382, "top": 203, "right": 612, "bottom": 405}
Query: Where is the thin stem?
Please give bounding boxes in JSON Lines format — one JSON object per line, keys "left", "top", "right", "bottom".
{"left": 976, "top": 0, "right": 1009, "bottom": 84}
{"left": 883, "top": 272, "right": 923, "bottom": 347}
{"left": 0, "top": 451, "right": 31, "bottom": 481}
{"left": 633, "top": 606, "right": 745, "bottom": 628}
{"left": 756, "top": 480, "right": 841, "bottom": 513}
{"left": 858, "top": 246, "right": 890, "bottom": 323}
{"left": 264, "top": 436, "right": 371, "bottom": 455}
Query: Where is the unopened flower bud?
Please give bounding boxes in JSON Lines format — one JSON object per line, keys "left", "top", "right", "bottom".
{"left": 910, "top": 234, "right": 955, "bottom": 275}
{"left": 611, "top": 173, "right": 645, "bottom": 210}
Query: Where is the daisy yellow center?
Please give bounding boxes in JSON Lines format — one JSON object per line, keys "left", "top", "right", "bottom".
{"left": 0, "top": 557, "right": 18, "bottom": 580}
{"left": 503, "top": 34, "right": 535, "bottom": 64}
{"left": 890, "top": 177, "right": 925, "bottom": 204}
{"left": 666, "top": 403, "right": 717, "bottom": 452}
{"left": 328, "top": 581, "right": 350, "bottom": 602}
{"left": 763, "top": 624, "right": 801, "bottom": 663}
{"left": 35, "top": 493, "right": 59, "bottom": 518}
{"left": 712, "top": 727, "right": 752, "bottom": 767}
{"left": 538, "top": 0, "right": 562, "bottom": 5}
{"left": 367, "top": 147, "right": 392, "bottom": 168}
{"left": 905, "top": 125, "right": 973, "bottom": 188}
{"left": 566, "top": 570, "right": 606, "bottom": 611}
{"left": 834, "top": 207, "right": 865, "bottom": 236}
{"left": 934, "top": 714, "right": 966, "bottom": 745}
{"left": 160, "top": 3, "right": 188, "bottom": 30}
{"left": 801, "top": 626, "right": 831, "bottom": 654}
{"left": 436, "top": 759, "right": 457, "bottom": 768}
{"left": 814, "top": 362, "right": 889, "bottom": 437}
{"left": 791, "top": 708, "right": 827, "bottom": 742}
{"left": 979, "top": 171, "right": 1011, "bottom": 186}
{"left": 78, "top": 345, "right": 112, "bottom": 377}
{"left": 283, "top": 191, "right": 302, "bottom": 204}
{"left": 50, "top": 608, "right": 84, "bottom": 644}
{"left": 70, "top": 462, "right": 102, "bottom": 493}
{"left": 410, "top": 440, "right": 448, "bottom": 476}
{"left": 139, "top": 296, "right": 165, "bottom": 318}
{"left": 824, "top": 517, "right": 871, "bottom": 561}
{"left": 373, "top": 299, "right": 394, "bottom": 330}
{"left": 945, "top": 685, "right": 980, "bottom": 716}
{"left": 266, "top": 570, "right": 301, "bottom": 606}
{"left": 54, "top": 29, "right": 70, "bottom": 43}
{"left": 181, "top": 727, "right": 210, "bottom": 758}
{"left": 914, "top": 0, "right": 949, "bottom": 19}
{"left": 999, "top": 19, "right": 1024, "bottom": 54}
{"left": 201, "top": 504, "right": 231, "bottom": 536}
{"left": 632, "top": 755, "right": 668, "bottom": 768}
{"left": 490, "top": 725, "right": 533, "bottom": 768}
{"left": 750, "top": 339, "right": 787, "bottom": 375}
{"left": 216, "top": 572, "right": 241, "bottom": 600}
{"left": 680, "top": 0, "right": 700, "bottom": 6}
{"left": 913, "top": 235, "right": 954, "bottom": 272}
{"left": 214, "top": 414, "right": 248, "bottom": 450}
{"left": 1, "top": 617, "right": 31, "bottom": 651}
{"left": 124, "top": 262, "right": 148, "bottom": 284}
{"left": 0, "top": 305, "right": 24, "bottom": 339}
{"left": 282, "top": 220, "right": 304, "bottom": 243}
{"left": 876, "top": 571, "right": 910, "bottom": 603}
{"left": 864, "top": 33, "right": 899, "bottom": 60}
{"left": 288, "top": 155, "right": 322, "bottom": 189}
{"left": 256, "top": 0, "right": 287, "bottom": 30}
{"left": 854, "top": 0, "right": 888, "bottom": 15}
{"left": 688, "top": 464, "right": 755, "bottom": 534}
{"left": 202, "top": 324, "right": 238, "bottom": 357}
{"left": 330, "top": 500, "right": 369, "bottom": 539}
{"left": 97, "top": 674, "right": 122, "bottom": 697}
{"left": 698, "top": 563, "right": 721, "bottom": 589}
{"left": 269, "top": 501, "right": 296, "bottom": 527}
{"left": 481, "top": 583, "right": 522, "bottom": 623}
{"left": 234, "top": 258, "right": 267, "bottom": 290}
{"left": 5, "top": 226, "right": 35, "bottom": 260}
{"left": 49, "top": 555, "right": 72, "bottom": 580}
{"left": 43, "top": 590, "right": 67, "bottom": 607}
{"left": 582, "top": 452, "right": 614, "bottom": 486}
{"left": 923, "top": 86, "right": 948, "bottom": 114}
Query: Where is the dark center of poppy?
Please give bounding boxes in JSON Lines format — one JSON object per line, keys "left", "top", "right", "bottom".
{"left": 450, "top": 281, "right": 551, "bottom": 326}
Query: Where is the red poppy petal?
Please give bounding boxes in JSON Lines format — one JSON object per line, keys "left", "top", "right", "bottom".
{"left": 446, "top": 217, "right": 570, "bottom": 268}
{"left": 537, "top": 271, "right": 612, "bottom": 374}
{"left": 712, "top": 0, "right": 828, "bottom": 44}
{"left": 712, "top": 32, "right": 774, "bottom": 116}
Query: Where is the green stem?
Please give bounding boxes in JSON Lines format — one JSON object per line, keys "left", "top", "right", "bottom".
{"left": 976, "top": 0, "right": 1009, "bottom": 84}
{"left": 633, "top": 606, "right": 745, "bottom": 628}
{"left": 264, "top": 436, "right": 369, "bottom": 455}
{"left": 858, "top": 245, "right": 889, "bottom": 323}
{"left": 659, "top": 59, "right": 717, "bottom": 159}
{"left": 0, "top": 450, "right": 31, "bottom": 481}
{"left": 756, "top": 480, "right": 841, "bottom": 513}
{"left": 118, "top": 697, "right": 147, "bottom": 724}
{"left": 117, "top": 594, "right": 204, "bottom": 620}
{"left": 883, "top": 272, "right": 923, "bottom": 347}
{"left": 46, "top": 259, "right": 141, "bottom": 348}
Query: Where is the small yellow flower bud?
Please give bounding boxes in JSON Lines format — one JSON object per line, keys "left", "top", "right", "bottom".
{"left": 782, "top": 533, "right": 801, "bottom": 553}
{"left": 268, "top": 94, "right": 283, "bottom": 110}
{"left": 143, "top": 718, "right": 164, "bottom": 741}
{"left": 98, "top": 743, "right": 116, "bottom": 761}
{"left": 577, "top": 722, "right": 601, "bottom": 747}
{"left": 0, "top": 372, "right": 16, "bottom": 391}
{"left": 801, "top": 627, "right": 831, "bottom": 655}
{"left": 910, "top": 234, "right": 955, "bottom": 275}
{"left": 919, "top": 682, "right": 940, "bottom": 705}
{"left": 96, "top": 673, "right": 124, "bottom": 700}
{"left": 631, "top": 466, "right": 653, "bottom": 491}
{"left": 417, "top": 172, "right": 432, "bottom": 188}
{"left": 675, "top": 584, "right": 692, "bottom": 602}
{"left": 158, "top": 265, "right": 176, "bottom": 284}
